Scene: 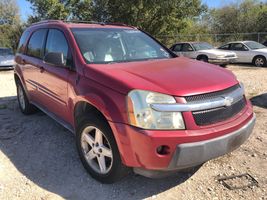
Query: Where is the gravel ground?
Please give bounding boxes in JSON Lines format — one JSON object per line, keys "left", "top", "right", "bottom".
{"left": 0, "top": 65, "right": 266, "bottom": 200}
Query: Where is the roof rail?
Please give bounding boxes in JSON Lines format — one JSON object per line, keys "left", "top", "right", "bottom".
{"left": 31, "top": 20, "right": 63, "bottom": 25}
{"left": 30, "top": 19, "right": 136, "bottom": 28}
{"left": 63, "top": 20, "right": 105, "bottom": 25}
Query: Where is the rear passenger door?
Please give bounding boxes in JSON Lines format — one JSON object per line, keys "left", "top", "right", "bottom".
{"left": 23, "top": 29, "right": 48, "bottom": 103}
{"left": 38, "top": 28, "right": 73, "bottom": 122}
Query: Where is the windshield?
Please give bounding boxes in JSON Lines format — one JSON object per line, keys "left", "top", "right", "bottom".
{"left": 0, "top": 48, "right": 13, "bottom": 56}
{"left": 244, "top": 41, "right": 266, "bottom": 50}
{"left": 192, "top": 43, "right": 214, "bottom": 51}
{"left": 71, "top": 28, "right": 172, "bottom": 64}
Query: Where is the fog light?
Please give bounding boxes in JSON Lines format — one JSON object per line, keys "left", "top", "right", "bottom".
{"left": 156, "top": 145, "right": 170, "bottom": 155}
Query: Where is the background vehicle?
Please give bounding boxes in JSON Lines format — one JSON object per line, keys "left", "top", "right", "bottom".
{"left": 218, "top": 41, "right": 267, "bottom": 67}
{"left": 170, "top": 42, "right": 237, "bottom": 67}
{"left": 14, "top": 20, "right": 255, "bottom": 183}
{"left": 0, "top": 47, "right": 15, "bottom": 69}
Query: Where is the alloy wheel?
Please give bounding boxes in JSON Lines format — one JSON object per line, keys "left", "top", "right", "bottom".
{"left": 255, "top": 57, "right": 264, "bottom": 67}
{"left": 81, "top": 126, "right": 113, "bottom": 174}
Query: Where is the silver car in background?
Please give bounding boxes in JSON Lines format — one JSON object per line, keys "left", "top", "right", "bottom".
{"left": 0, "top": 47, "right": 15, "bottom": 69}
{"left": 170, "top": 42, "right": 237, "bottom": 67}
{"left": 218, "top": 41, "right": 267, "bottom": 67}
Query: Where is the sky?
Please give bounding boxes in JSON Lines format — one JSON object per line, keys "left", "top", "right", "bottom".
{"left": 15, "top": 0, "right": 251, "bottom": 21}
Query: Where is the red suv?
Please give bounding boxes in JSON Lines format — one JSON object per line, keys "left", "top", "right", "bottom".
{"left": 14, "top": 20, "right": 255, "bottom": 183}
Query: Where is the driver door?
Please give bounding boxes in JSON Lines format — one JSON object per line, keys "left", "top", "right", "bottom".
{"left": 229, "top": 43, "right": 252, "bottom": 63}
{"left": 180, "top": 43, "right": 195, "bottom": 58}
{"left": 37, "top": 28, "right": 73, "bottom": 122}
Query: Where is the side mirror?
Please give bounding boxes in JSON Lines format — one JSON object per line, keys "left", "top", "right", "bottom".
{"left": 44, "top": 52, "right": 65, "bottom": 66}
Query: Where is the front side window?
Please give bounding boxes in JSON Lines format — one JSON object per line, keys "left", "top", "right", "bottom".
{"left": 230, "top": 43, "right": 247, "bottom": 51}
{"left": 71, "top": 28, "right": 172, "bottom": 64}
{"left": 45, "top": 29, "right": 70, "bottom": 66}
{"left": 26, "top": 29, "right": 47, "bottom": 59}
{"left": 182, "top": 43, "right": 194, "bottom": 51}
{"left": 218, "top": 44, "right": 230, "bottom": 50}
{"left": 192, "top": 43, "right": 213, "bottom": 51}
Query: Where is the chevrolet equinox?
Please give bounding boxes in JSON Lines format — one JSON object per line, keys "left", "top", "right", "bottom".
{"left": 14, "top": 20, "right": 255, "bottom": 183}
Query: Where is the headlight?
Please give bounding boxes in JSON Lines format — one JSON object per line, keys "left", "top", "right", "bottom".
{"left": 127, "top": 90, "right": 185, "bottom": 130}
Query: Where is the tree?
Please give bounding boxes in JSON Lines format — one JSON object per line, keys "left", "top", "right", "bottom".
{"left": 27, "top": 0, "right": 205, "bottom": 37}
{"left": 0, "top": 0, "right": 22, "bottom": 49}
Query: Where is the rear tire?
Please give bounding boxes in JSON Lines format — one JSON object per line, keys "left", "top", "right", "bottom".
{"left": 220, "top": 64, "right": 227, "bottom": 68}
{"left": 76, "top": 114, "right": 130, "bottom": 183}
{"left": 253, "top": 56, "right": 266, "bottom": 67}
{"left": 16, "top": 81, "right": 36, "bottom": 115}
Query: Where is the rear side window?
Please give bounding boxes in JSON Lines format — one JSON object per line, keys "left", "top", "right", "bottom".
{"left": 173, "top": 44, "right": 182, "bottom": 52}
{"left": 17, "top": 30, "right": 30, "bottom": 54}
{"left": 45, "top": 29, "right": 69, "bottom": 65}
{"left": 26, "top": 29, "right": 47, "bottom": 59}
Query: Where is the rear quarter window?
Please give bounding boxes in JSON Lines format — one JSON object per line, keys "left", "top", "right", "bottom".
{"left": 26, "top": 29, "right": 47, "bottom": 59}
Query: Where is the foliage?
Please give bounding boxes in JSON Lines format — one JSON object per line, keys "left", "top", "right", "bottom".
{"left": 26, "top": 0, "right": 205, "bottom": 36}
{"left": 0, "top": 0, "right": 22, "bottom": 49}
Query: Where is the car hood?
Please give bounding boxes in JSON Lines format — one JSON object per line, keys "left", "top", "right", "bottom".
{"left": 84, "top": 57, "right": 238, "bottom": 96}
{"left": 253, "top": 48, "right": 267, "bottom": 54}
{"left": 0, "top": 55, "right": 14, "bottom": 61}
{"left": 198, "top": 49, "right": 236, "bottom": 56}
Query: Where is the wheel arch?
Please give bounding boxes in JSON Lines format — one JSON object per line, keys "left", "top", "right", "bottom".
{"left": 196, "top": 54, "right": 208, "bottom": 60}
{"left": 73, "top": 100, "right": 130, "bottom": 165}
{"left": 252, "top": 54, "right": 266, "bottom": 61}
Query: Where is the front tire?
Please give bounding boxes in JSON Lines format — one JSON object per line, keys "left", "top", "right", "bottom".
{"left": 197, "top": 55, "right": 208, "bottom": 63}
{"left": 16, "top": 81, "right": 36, "bottom": 114}
{"left": 76, "top": 115, "right": 130, "bottom": 183}
{"left": 253, "top": 56, "right": 266, "bottom": 67}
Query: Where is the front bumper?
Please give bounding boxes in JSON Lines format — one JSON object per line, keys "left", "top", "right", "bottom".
{"left": 208, "top": 57, "right": 237, "bottom": 65}
{"left": 134, "top": 114, "right": 255, "bottom": 177}
{"left": 169, "top": 114, "right": 255, "bottom": 169}
{"left": 109, "top": 102, "right": 254, "bottom": 176}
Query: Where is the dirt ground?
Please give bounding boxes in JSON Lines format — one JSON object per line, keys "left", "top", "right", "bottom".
{"left": 0, "top": 65, "right": 266, "bottom": 200}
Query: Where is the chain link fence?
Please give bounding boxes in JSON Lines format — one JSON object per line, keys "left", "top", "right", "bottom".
{"left": 157, "top": 32, "right": 267, "bottom": 47}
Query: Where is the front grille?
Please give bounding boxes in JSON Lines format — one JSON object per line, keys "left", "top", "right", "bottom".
{"left": 185, "top": 84, "right": 240, "bottom": 102}
{"left": 192, "top": 97, "right": 246, "bottom": 126}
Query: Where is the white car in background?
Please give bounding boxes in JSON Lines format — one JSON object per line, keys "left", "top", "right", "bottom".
{"left": 170, "top": 42, "right": 237, "bottom": 67}
{"left": 218, "top": 41, "right": 267, "bottom": 67}
{"left": 0, "top": 47, "right": 15, "bottom": 69}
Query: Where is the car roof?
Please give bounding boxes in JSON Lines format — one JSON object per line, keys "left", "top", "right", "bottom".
{"left": 28, "top": 20, "right": 136, "bottom": 30}
{"left": 225, "top": 40, "right": 255, "bottom": 44}
{"left": 174, "top": 42, "right": 210, "bottom": 45}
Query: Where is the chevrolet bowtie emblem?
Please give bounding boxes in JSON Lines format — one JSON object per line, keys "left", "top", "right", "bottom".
{"left": 224, "top": 96, "right": 234, "bottom": 107}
